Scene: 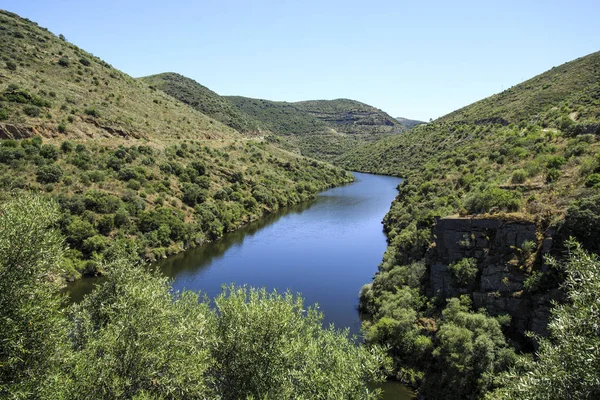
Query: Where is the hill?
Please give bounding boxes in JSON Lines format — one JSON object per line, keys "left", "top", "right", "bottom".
{"left": 0, "top": 10, "right": 352, "bottom": 279}
{"left": 137, "top": 72, "right": 406, "bottom": 162}
{"left": 341, "top": 51, "right": 600, "bottom": 398}
{"left": 395, "top": 116, "right": 426, "bottom": 129}
{"left": 139, "top": 73, "right": 262, "bottom": 134}
{"left": 225, "top": 95, "right": 404, "bottom": 161}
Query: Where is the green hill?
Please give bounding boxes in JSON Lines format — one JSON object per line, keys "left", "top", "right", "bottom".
{"left": 137, "top": 72, "right": 406, "bottom": 162}
{"left": 342, "top": 51, "right": 600, "bottom": 398}
{"left": 226, "top": 96, "right": 403, "bottom": 161}
{"left": 0, "top": 10, "right": 352, "bottom": 279}
{"left": 395, "top": 116, "right": 426, "bottom": 129}
{"left": 139, "top": 73, "right": 262, "bottom": 134}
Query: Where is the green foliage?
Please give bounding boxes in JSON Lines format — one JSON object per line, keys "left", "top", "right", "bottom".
{"left": 464, "top": 187, "right": 522, "bottom": 214}
{"left": 0, "top": 198, "right": 389, "bottom": 399}
{"left": 83, "top": 107, "right": 99, "bottom": 117}
{"left": 510, "top": 169, "right": 527, "bottom": 184}
{"left": 448, "top": 257, "right": 479, "bottom": 286}
{"left": 489, "top": 241, "right": 600, "bottom": 399}
{"left": 562, "top": 194, "right": 600, "bottom": 252}
{"left": 212, "top": 285, "right": 388, "bottom": 399}
{"left": 0, "top": 195, "right": 67, "bottom": 398}
{"left": 23, "top": 105, "right": 41, "bottom": 117}
{"left": 57, "top": 56, "right": 69, "bottom": 67}
{"left": 36, "top": 164, "right": 63, "bottom": 183}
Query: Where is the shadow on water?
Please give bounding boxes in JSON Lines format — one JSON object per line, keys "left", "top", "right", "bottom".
{"left": 65, "top": 200, "right": 314, "bottom": 303}
{"left": 157, "top": 201, "right": 314, "bottom": 279}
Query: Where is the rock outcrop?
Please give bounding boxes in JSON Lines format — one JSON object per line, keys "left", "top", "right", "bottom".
{"left": 426, "top": 216, "right": 561, "bottom": 343}
{"left": 0, "top": 123, "right": 35, "bottom": 139}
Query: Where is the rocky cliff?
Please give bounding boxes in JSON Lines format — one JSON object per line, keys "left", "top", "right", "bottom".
{"left": 426, "top": 216, "right": 562, "bottom": 345}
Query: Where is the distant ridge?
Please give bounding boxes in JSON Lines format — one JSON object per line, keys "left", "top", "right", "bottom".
{"left": 395, "top": 116, "right": 426, "bottom": 129}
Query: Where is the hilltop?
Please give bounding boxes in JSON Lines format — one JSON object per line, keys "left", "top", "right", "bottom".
{"left": 0, "top": 10, "right": 352, "bottom": 279}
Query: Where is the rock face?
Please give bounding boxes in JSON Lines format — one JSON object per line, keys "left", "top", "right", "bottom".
{"left": 426, "top": 217, "right": 560, "bottom": 342}
{"left": 0, "top": 123, "right": 35, "bottom": 139}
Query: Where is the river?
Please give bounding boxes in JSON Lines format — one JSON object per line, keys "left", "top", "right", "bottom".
{"left": 67, "top": 171, "right": 414, "bottom": 398}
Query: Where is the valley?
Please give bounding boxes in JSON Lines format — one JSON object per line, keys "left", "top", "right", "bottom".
{"left": 1, "top": 6, "right": 599, "bottom": 400}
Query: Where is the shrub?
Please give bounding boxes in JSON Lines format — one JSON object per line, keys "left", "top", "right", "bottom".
{"left": 40, "top": 144, "right": 59, "bottom": 160}
{"left": 585, "top": 173, "right": 600, "bottom": 188}
{"left": 23, "top": 105, "right": 41, "bottom": 117}
{"left": 562, "top": 195, "right": 600, "bottom": 252}
{"left": 6, "top": 61, "right": 17, "bottom": 71}
{"left": 79, "top": 57, "right": 91, "bottom": 66}
{"left": 36, "top": 164, "right": 63, "bottom": 183}
{"left": 58, "top": 56, "right": 70, "bottom": 67}
{"left": 181, "top": 183, "right": 208, "bottom": 207}
{"left": 0, "top": 108, "right": 8, "bottom": 120}
{"left": 510, "top": 169, "right": 527, "bottom": 184}
{"left": 84, "top": 107, "right": 99, "bottom": 117}
{"left": 463, "top": 187, "right": 522, "bottom": 214}
{"left": 448, "top": 257, "right": 478, "bottom": 286}
{"left": 546, "top": 156, "right": 566, "bottom": 169}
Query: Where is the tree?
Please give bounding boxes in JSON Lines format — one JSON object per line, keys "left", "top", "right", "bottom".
{"left": 0, "top": 195, "right": 67, "bottom": 398}
{"left": 210, "top": 285, "right": 389, "bottom": 399}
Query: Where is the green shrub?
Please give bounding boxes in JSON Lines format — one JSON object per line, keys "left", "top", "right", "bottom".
{"left": 79, "top": 57, "right": 91, "bottom": 66}
{"left": 5, "top": 61, "right": 17, "bottom": 71}
{"left": 58, "top": 56, "right": 70, "bottom": 67}
{"left": 463, "top": 187, "right": 522, "bottom": 214}
{"left": 562, "top": 195, "right": 600, "bottom": 252}
{"left": 448, "top": 257, "right": 478, "bottom": 286}
{"left": 36, "top": 164, "right": 63, "bottom": 183}
{"left": 510, "top": 169, "right": 527, "bottom": 184}
{"left": 546, "top": 156, "right": 566, "bottom": 169}
{"left": 546, "top": 168, "right": 561, "bottom": 183}
{"left": 0, "top": 108, "right": 8, "bottom": 120}
{"left": 585, "top": 173, "right": 600, "bottom": 188}
{"left": 84, "top": 107, "right": 99, "bottom": 117}
{"left": 23, "top": 105, "right": 41, "bottom": 117}
{"left": 40, "top": 144, "right": 59, "bottom": 160}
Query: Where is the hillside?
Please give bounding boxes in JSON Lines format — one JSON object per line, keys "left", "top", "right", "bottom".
{"left": 138, "top": 72, "right": 407, "bottom": 162}
{"left": 293, "top": 99, "right": 402, "bottom": 136}
{"left": 139, "top": 73, "right": 262, "bottom": 134}
{"left": 225, "top": 95, "right": 404, "bottom": 161}
{"left": 395, "top": 116, "right": 426, "bottom": 129}
{"left": 342, "top": 51, "right": 600, "bottom": 398}
{"left": 0, "top": 10, "right": 352, "bottom": 279}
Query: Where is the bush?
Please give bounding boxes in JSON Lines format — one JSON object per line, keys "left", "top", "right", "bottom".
{"left": 40, "top": 144, "right": 59, "bottom": 160}
{"left": 36, "top": 164, "right": 63, "bottom": 183}
{"left": 23, "top": 105, "right": 41, "bottom": 117}
{"left": 562, "top": 195, "right": 600, "bottom": 253}
{"left": 79, "top": 57, "right": 91, "bottom": 66}
{"left": 5, "top": 61, "right": 17, "bottom": 71}
{"left": 84, "top": 107, "right": 99, "bottom": 117}
{"left": 58, "top": 56, "right": 70, "bottom": 67}
{"left": 61, "top": 141, "right": 74, "bottom": 153}
{"left": 448, "top": 257, "right": 478, "bottom": 286}
{"left": 510, "top": 169, "right": 527, "bottom": 184}
{"left": 463, "top": 187, "right": 522, "bottom": 214}
{"left": 585, "top": 173, "right": 600, "bottom": 188}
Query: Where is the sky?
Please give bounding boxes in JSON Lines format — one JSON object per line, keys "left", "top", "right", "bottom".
{"left": 4, "top": 0, "right": 599, "bottom": 121}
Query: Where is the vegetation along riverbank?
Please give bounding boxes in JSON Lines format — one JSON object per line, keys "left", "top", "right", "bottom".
{"left": 1, "top": 6, "right": 599, "bottom": 400}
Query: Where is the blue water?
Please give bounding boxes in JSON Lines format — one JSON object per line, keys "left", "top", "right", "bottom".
{"left": 157, "top": 171, "right": 402, "bottom": 335}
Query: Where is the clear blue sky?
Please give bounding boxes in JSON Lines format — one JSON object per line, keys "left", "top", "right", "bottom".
{"left": 5, "top": 0, "right": 599, "bottom": 121}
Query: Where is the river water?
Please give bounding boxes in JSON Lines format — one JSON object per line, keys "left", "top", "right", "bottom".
{"left": 67, "top": 171, "right": 414, "bottom": 398}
